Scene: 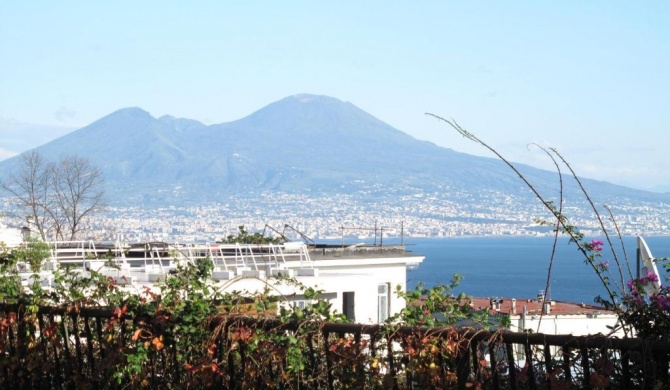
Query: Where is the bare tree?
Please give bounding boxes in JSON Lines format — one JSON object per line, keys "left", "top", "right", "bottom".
{"left": 51, "top": 155, "right": 105, "bottom": 240}
{"left": 0, "top": 151, "right": 105, "bottom": 241}
{"left": 0, "top": 151, "right": 54, "bottom": 240}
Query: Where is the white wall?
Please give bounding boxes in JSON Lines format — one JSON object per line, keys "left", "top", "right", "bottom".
{"left": 0, "top": 225, "right": 24, "bottom": 247}
{"left": 511, "top": 314, "right": 623, "bottom": 337}
{"left": 216, "top": 260, "right": 413, "bottom": 324}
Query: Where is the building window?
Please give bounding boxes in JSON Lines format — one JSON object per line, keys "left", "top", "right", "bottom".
{"left": 293, "top": 300, "right": 306, "bottom": 310}
{"left": 378, "top": 283, "right": 389, "bottom": 323}
{"left": 343, "top": 291, "right": 355, "bottom": 321}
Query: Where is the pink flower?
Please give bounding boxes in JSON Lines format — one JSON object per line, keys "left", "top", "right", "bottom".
{"left": 647, "top": 270, "right": 659, "bottom": 283}
{"left": 590, "top": 240, "right": 604, "bottom": 252}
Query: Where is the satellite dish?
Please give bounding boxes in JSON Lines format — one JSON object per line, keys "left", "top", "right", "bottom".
{"left": 637, "top": 236, "right": 662, "bottom": 295}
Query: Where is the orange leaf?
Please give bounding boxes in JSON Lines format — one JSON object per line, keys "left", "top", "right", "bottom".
{"left": 152, "top": 337, "right": 164, "bottom": 351}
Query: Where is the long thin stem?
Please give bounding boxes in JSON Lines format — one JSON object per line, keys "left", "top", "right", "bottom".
{"left": 550, "top": 149, "right": 626, "bottom": 296}
{"left": 528, "top": 144, "right": 564, "bottom": 332}
{"left": 604, "top": 204, "right": 634, "bottom": 280}
{"left": 426, "top": 114, "right": 619, "bottom": 308}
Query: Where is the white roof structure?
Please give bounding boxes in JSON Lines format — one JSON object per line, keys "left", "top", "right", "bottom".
{"left": 16, "top": 240, "right": 425, "bottom": 324}
{"left": 0, "top": 222, "right": 25, "bottom": 248}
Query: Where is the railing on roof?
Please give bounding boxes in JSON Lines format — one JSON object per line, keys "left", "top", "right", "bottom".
{"left": 1, "top": 303, "right": 668, "bottom": 389}
{"left": 206, "top": 242, "right": 313, "bottom": 273}
{"left": 308, "top": 243, "right": 410, "bottom": 259}
{"left": 42, "top": 240, "right": 313, "bottom": 276}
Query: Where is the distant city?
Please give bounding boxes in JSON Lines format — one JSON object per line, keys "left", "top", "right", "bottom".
{"left": 2, "top": 95, "right": 669, "bottom": 245}
{"left": 4, "top": 187, "right": 667, "bottom": 243}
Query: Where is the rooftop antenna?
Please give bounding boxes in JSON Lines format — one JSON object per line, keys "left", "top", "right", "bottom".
{"left": 339, "top": 224, "right": 386, "bottom": 246}
{"left": 262, "top": 224, "right": 289, "bottom": 242}
{"left": 283, "top": 224, "right": 315, "bottom": 245}
{"left": 637, "top": 236, "right": 662, "bottom": 295}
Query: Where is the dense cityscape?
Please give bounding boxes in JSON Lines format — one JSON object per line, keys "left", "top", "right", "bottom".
{"left": 4, "top": 187, "right": 665, "bottom": 243}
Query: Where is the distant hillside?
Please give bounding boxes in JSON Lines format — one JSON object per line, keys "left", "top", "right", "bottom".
{"left": 0, "top": 94, "right": 667, "bottom": 207}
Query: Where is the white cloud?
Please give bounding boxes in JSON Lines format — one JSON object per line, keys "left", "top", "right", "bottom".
{"left": 54, "top": 106, "right": 77, "bottom": 122}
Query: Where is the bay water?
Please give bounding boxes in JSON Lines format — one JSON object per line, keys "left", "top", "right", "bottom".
{"left": 404, "top": 236, "right": 670, "bottom": 305}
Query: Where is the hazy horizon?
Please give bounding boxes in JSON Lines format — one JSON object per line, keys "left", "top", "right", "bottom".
{"left": 2, "top": 2, "right": 669, "bottom": 191}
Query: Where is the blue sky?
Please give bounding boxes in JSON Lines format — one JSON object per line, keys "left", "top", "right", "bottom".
{"left": 1, "top": 2, "right": 669, "bottom": 191}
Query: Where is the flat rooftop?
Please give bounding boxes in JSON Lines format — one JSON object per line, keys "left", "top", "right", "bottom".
{"left": 469, "top": 297, "right": 613, "bottom": 316}
{"left": 307, "top": 244, "right": 422, "bottom": 260}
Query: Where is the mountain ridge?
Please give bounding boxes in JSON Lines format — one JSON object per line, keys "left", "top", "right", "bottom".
{"left": 0, "top": 94, "right": 666, "bottom": 207}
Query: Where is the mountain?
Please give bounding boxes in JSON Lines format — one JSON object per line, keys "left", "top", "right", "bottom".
{"left": 0, "top": 94, "right": 667, "bottom": 207}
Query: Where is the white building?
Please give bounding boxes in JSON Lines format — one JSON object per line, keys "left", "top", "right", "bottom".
{"left": 0, "top": 222, "right": 27, "bottom": 248}
{"left": 44, "top": 241, "right": 425, "bottom": 324}
{"left": 470, "top": 296, "right": 624, "bottom": 337}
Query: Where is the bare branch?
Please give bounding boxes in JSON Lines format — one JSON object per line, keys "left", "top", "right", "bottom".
{"left": 0, "top": 151, "right": 106, "bottom": 241}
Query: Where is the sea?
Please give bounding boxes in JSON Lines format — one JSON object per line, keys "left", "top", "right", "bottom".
{"left": 402, "top": 236, "right": 670, "bottom": 305}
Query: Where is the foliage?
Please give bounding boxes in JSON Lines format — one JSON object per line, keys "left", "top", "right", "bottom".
{"left": 0, "top": 242, "right": 504, "bottom": 389}
{"left": 8, "top": 237, "right": 51, "bottom": 272}
{"left": 0, "top": 256, "right": 22, "bottom": 303}
{"left": 218, "top": 225, "right": 285, "bottom": 244}
{"left": 621, "top": 279, "right": 670, "bottom": 341}
{"left": 392, "top": 275, "right": 507, "bottom": 329}
{"left": 2, "top": 250, "right": 669, "bottom": 388}
{"left": 428, "top": 114, "right": 670, "bottom": 339}
{"left": 0, "top": 238, "right": 51, "bottom": 306}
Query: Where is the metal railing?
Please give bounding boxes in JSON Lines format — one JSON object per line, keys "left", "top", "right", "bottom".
{"left": 1, "top": 303, "right": 668, "bottom": 389}
{"left": 43, "top": 240, "right": 313, "bottom": 272}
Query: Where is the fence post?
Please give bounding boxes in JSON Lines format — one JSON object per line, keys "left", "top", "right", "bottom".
{"left": 654, "top": 349, "right": 669, "bottom": 388}
{"left": 95, "top": 316, "right": 105, "bottom": 360}
{"left": 505, "top": 342, "right": 518, "bottom": 390}
{"left": 226, "top": 320, "right": 236, "bottom": 390}
{"left": 36, "top": 313, "right": 48, "bottom": 389}
{"left": 524, "top": 340, "right": 537, "bottom": 390}
{"left": 323, "top": 331, "right": 335, "bottom": 390}
{"left": 543, "top": 341, "right": 552, "bottom": 387}
{"left": 488, "top": 341, "right": 500, "bottom": 390}
{"left": 456, "top": 339, "right": 471, "bottom": 390}
{"left": 83, "top": 316, "right": 96, "bottom": 374}
{"left": 5, "top": 308, "right": 17, "bottom": 388}
{"left": 71, "top": 312, "right": 84, "bottom": 378}
{"left": 60, "top": 313, "right": 74, "bottom": 386}
{"left": 354, "top": 330, "right": 366, "bottom": 387}
{"left": 562, "top": 346, "right": 572, "bottom": 385}
{"left": 580, "top": 347, "right": 590, "bottom": 388}
{"left": 618, "top": 349, "right": 630, "bottom": 389}
{"left": 386, "top": 331, "right": 399, "bottom": 390}
{"left": 470, "top": 340, "right": 480, "bottom": 381}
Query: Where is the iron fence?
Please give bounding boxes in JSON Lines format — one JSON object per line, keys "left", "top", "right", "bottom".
{"left": 1, "top": 303, "right": 668, "bottom": 389}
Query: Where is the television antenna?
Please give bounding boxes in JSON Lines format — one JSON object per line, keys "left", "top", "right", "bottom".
{"left": 283, "top": 224, "right": 315, "bottom": 245}
{"left": 262, "top": 224, "right": 289, "bottom": 242}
